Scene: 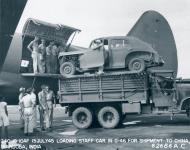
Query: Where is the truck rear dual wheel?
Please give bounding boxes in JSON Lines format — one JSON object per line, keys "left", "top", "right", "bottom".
{"left": 97, "top": 106, "right": 120, "bottom": 129}
{"left": 72, "top": 107, "right": 93, "bottom": 129}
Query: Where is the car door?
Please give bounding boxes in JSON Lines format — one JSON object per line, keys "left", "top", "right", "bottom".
{"left": 109, "top": 39, "right": 130, "bottom": 68}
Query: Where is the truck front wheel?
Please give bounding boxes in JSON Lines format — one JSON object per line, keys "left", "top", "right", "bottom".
{"left": 97, "top": 106, "right": 120, "bottom": 129}
{"left": 60, "top": 61, "right": 76, "bottom": 77}
{"left": 72, "top": 107, "right": 93, "bottom": 129}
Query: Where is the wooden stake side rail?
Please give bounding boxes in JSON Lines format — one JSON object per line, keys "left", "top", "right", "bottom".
{"left": 58, "top": 72, "right": 148, "bottom": 104}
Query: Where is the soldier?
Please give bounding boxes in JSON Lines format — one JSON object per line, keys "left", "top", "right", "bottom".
{"left": 38, "top": 39, "right": 46, "bottom": 73}
{"left": 92, "top": 40, "right": 104, "bottom": 74}
{"left": 51, "top": 43, "right": 59, "bottom": 74}
{"left": 45, "top": 85, "right": 56, "bottom": 129}
{"left": 30, "top": 88, "right": 37, "bottom": 131}
{"left": 27, "top": 36, "right": 39, "bottom": 73}
{"left": 0, "top": 96, "right": 9, "bottom": 147}
{"left": 46, "top": 41, "right": 54, "bottom": 73}
{"left": 38, "top": 85, "right": 48, "bottom": 131}
{"left": 20, "top": 88, "right": 35, "bottom": 136}
{"left": 18, "top": 87, "right": 25, "bottom": 130}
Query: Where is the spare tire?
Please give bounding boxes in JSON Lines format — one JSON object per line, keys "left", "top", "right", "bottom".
{"left": 60, "top": 61, "right": 76, "bottom": 77}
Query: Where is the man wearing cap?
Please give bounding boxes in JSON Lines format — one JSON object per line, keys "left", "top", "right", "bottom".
{"left": 0, "top": 96, "right": 9, "bottom": 144}
{"left": 45, "top": 85, "right": 56, "bottom": 129}
{"left": 18, "top": 87, "right": 25, "bottom": 130}
{"left": 20, "top": 88, "right": 35, "bottom": 136}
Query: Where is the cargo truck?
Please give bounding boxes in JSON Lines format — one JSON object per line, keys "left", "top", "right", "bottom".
{"left": 58, "top": 70, "right": 190, "bottom": 129}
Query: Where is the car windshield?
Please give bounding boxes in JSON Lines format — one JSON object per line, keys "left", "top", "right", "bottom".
{"left": 90, "top": 39, "right": 103, "bottom": 49}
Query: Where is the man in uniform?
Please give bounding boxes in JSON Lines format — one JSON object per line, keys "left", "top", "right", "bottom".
{"left": 27, "top": 36, "right": 40, "bottom": 73}
{"left": 38, "top": 85, "right": 48, "bottom": 131}
{"left": 30, "top": 88, "right": 37, "bottom": 131}
{"left": 20, "top": 88, "right": 35, "bottom": 136}
{"left": 46, "top": 41, "right": 54, "bottom": 73}
{"left": 45, "top": 85, "right": 56, "bottom": 129}
{"left": 51, "top": 43, "right": 59, "bottom": 74}
{"left": 18, "top": 87, "right": 25, "bottom": 130}
{"left": 38, "top": 39, "right": 46, "bottom": 73}
{"left": 0, "top": 96, "right": 9, "bottom": 148}
{"left": 91, "top": 40, "right": 105, "bottom": 74}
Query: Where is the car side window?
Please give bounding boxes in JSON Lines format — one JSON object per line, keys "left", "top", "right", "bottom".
{"left": 103, "top": 40, "right": 109, "bottom": 50}
{"left": 111, "top": 39, "right": 128, "bottom": 49}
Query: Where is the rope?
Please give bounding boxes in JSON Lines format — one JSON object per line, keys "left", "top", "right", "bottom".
{"left": 31, "top": 76, "right": 36, "bottom": 88}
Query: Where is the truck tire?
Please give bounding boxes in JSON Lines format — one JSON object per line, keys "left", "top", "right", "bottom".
{"left": 97, "top": 106, "right": 120, "bottom": 129}
{"left": 128, "top": 58, "right": 145, "bottom": 72}
{"left": 60, "top": 61, "right": 76, "bottom": 77}
{"left": 72, "top": 107, "right": 93, "bottom": 129}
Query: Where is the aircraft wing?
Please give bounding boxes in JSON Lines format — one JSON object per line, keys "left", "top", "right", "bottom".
{"left": 0, "top": 0, "right": 27, "bottom": 71}
{"left": 127, "top": 10, "right": 178, "bottom": 77}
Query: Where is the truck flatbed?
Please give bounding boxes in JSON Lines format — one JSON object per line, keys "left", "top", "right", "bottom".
{"left": 21, "top": 73, "right": 62, "bottom": 78}
{"left": 21, "top": 70, "right": 144, "bottom": 78}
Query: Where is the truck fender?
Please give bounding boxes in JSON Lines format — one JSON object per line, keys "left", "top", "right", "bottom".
{"left": 179, "top": 97, "right": 190, "bottom": 110}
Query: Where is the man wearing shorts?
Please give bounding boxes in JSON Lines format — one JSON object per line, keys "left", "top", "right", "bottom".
{"left": 0, "top": 96, "right": 9, "bottom": 148}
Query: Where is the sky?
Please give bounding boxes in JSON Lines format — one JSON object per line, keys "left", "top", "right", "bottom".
{"left": 16, "top": 0, "right": 190, "bottom": 78}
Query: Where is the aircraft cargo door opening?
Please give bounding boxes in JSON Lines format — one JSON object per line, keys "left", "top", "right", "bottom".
{"left": 20, "top": 36, "right": 34, "bottom": 73}
{"left": 20, "top": 18, "right": 80, "bottom": 76}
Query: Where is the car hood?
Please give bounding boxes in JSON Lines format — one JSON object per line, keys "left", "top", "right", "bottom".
{"left": 58, "top": 45, "right": 89, "bottom": 57}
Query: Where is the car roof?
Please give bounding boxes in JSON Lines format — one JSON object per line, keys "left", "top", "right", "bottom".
{"left": 93, "top": 36, "right": 128, "bottom": 41}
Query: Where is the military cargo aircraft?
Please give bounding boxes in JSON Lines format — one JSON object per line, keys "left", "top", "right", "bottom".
{"left": 0, "top": 0, "right": 178, "bottom": 104}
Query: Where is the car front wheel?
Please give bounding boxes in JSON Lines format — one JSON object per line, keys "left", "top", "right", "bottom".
{"left": 60, "top": 61, "right": 76, "bottom": 77}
